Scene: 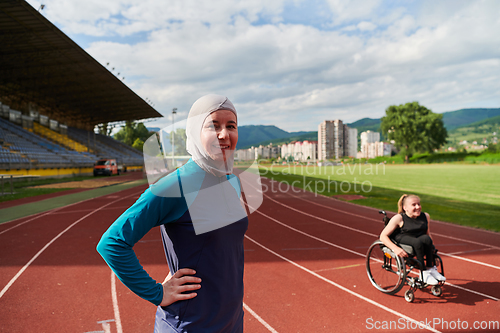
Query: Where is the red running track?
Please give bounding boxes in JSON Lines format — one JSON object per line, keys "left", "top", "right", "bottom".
{"left": 0, "top": 176, "right": 499, "bottom": 332}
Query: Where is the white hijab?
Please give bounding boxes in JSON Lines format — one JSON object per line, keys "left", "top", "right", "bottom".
{"left": 186, "top": 94, "right": 237, "bottom": 177}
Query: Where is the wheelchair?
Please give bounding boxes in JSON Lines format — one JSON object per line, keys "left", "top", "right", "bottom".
{"left": 366, "top": 210, "right": 445, "bottom": 303}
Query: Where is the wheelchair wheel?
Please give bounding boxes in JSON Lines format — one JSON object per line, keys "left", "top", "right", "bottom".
{"left": 431, "top": 285, "right": 442, "bottom": 297}
{"left": 405, "top": 289, "right": 415, "bottom": 303}
{"left": 366, "top": 241, "right": 406, "bottom": 295}
{"left": 434, "top": 254, "right": 444, "bottom": 277}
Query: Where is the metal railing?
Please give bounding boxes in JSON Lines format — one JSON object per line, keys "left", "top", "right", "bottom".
{"left": 1, "top": 174, "right": 14, "bottom": 195}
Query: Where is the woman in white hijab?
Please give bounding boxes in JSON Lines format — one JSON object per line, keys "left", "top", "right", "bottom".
{"left": 98, "top": 94, "right": 248, "bottom": 332}
{"left": 186, "top": 94, "right": 238, "bottom": 176}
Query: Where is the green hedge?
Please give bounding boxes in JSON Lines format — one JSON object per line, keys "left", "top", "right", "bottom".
{"left": 364, "top": 151, "right": 500, "bottom": 164}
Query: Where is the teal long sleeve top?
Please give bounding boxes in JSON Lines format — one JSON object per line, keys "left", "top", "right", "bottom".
{"left": 96, "top": 159, "right": 246, "bottom": 308}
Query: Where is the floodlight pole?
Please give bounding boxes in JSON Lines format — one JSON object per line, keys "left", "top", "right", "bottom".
{"left": 172, "top": 108, "right": 177, "bottom": 168}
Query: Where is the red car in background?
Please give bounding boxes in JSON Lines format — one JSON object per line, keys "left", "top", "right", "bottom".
{"left": 93, "top": 158, "right": 119, "bottom": 176}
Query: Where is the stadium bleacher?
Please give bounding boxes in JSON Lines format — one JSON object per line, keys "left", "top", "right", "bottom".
{"left": 1, "top": 1, "right": 160, "bottom": 175}
{"left": 68, "top": 127, "right": 144, "bottom": 166}
{"left": 0, "top": 115, "right": 143, "bottom": 171}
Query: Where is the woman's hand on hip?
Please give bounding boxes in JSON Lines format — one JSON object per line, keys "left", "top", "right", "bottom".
{"left": 160, "top": 268, "right": 201, "bottom": 307}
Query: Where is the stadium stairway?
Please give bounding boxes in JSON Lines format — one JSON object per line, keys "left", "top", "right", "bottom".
{"left": 33, "top": 122, "right": 88, "bottom": 152}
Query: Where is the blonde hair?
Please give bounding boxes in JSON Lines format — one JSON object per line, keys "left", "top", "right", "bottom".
{"left": 398, "top": 194, "right": 420, "bottom": 214}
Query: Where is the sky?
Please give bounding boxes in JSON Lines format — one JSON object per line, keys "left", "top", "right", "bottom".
{"left": 27, "top": 0, "right": 500, "bottom": 132}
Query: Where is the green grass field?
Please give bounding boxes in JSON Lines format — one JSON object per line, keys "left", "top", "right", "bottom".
{"left": 256, "top": 163, "right": 500, "bottom": 232}
{"left": 0, "top": 175, "right": 96, "bottom": 203}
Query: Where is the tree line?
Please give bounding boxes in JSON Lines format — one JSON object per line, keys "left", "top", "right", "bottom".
{"left": 112, "top": 102, "right": 485, "bottom": 164}
{"left": 113, "top": 121, "right": 188, "bottom": 155}
{"left": 381, "top": 101, "right": 448, "bottom": 163}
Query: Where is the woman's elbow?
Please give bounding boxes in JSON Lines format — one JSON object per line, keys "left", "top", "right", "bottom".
{"left": 96, "top": 238, "right": 104, "bottom": 256}
{"left": 96, "top": 235, "right": 110, "bottom": 259}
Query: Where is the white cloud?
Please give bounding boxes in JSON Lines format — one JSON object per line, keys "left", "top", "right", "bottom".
{"left": 32, "top": 0, "right": 286, "bottom": 36}
{"left": 27, "top": 0, "right": 500, "bottom": 132}
{"left": 325, "top": 0, "right": 383, "bottom": 25}
{"left": 357, "top": 21, "right": 377, "bottom": 31}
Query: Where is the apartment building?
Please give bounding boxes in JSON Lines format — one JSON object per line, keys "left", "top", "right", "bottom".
{"left": 281, "top": 140, "right": 318, "bottom": 162}
{"left": 346, "top": 127, "right": 358, "bottom": 158}
{"left": 235, "top": 143, "right": 281, "bottom": 160}
{"left": 360, "top": 130, "right": 380, "bottom": 155}
{"left": 358, "top": 130, "right": 394, "bottom": 158}
{"left": 318, "top": 119, "right": 357, "bottom": 160}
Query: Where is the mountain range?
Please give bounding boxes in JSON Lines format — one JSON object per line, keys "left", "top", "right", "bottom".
{"left": 237, "top": 108, "right": 500, "bottom": 149}
{"left": 147, "top": 108, "right": 500, "bottom": 149}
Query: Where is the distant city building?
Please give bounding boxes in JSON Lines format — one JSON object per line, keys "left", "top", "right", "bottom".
{"left": 281, "top": 140, "right": 317, "bottom": 162}
{"left": 347, "top": 127, "right": 358, "bottom": 158}
{"left": 318, "top": 119, "right": 356, "bottom": 160}
{"left": 234, "top": 148, "right": 256, "bottom": 161}
{"left": 235, "top": 143, "right": 280, "bottom": 160}
{"left": 360, "top": 130, "right": 380, "bottom": 155}
{"left": 359, "top": 141, "right": 394, "bottom": 159}
{"left": 255, "top": 143, "right": 280, "bottom": 159}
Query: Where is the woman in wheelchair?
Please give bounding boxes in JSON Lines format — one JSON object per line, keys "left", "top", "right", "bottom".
{"left": 380, "top": 194, "right": 445, "bottom": 286}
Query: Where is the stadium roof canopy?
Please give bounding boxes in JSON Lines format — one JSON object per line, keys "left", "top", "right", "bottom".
{"left": 0, "top": 0, "right": 162, "bottom": 130}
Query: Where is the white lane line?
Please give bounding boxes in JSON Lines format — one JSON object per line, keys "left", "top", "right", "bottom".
{"left": 0, "top": 193, "right": 104, "bottom": 227}
{"left": 110, "top": 272, "right": 123, "bottom": 333}
{"left": 252, "top": 206, "right": 365, "bottom": 258}
{"left": 264, "top": 176, "right": 498, "bottom": 236}
{"left": 251, "top": 178, "right": 500, "bottom": 300}
{"left": 248, "top": 205, "right": 500, "bottom": 302}
{"left": 96, "top": 319, "right": 114, "bottom": 333}
{"left": 243, "top": 302, "right": 278, "bottom": 333}
{"left": 50, "top": 206, "right": 129, "bottom": 215}
{"left": 403, "top": 267, "right": 499, "bottom": 302}
{"left": 444, "top": 282, "right": 499, "bottom": 301}
{"left": 0, "top": 185, "right": 142, "bottom": 232}
{"left": 285, "top": 189, "right": 500, "bottom": 252}
{"left": 0, "top": 191, "right": 142, "bottom": 300}
{"left": 281, "top": 247, "right": 329, "bottom": 251}
{"left": 314, "top": 264, "right": 363, "bottom": 273}
{"left": 0, "top": 196, "right": 119, "bottom": 235}
{"left": 446, "top": 247, "right": 497, "bottom": 256}
{"left": 439, "top": 252, "right": 500, "bottom": 271}
{"left": 305, "top": 178, "right": 499, "bottom": 235}
{"left": 245, "top": 235, "right": 442, "bottom": 333}
{"left": 0, "top": 208, "right": 66, "bottom": 236}
{"left": 260, "top": 189, "right": 500, "bottom": 270}
{"left": 261, "top": 193, "right": 377, "bottom": 238}
{"left": 432, "top": 234, "right": 500, "bottom": 252}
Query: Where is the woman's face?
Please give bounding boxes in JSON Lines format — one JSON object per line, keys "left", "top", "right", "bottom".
{"left": 200, "top": 110, "right": 238, "bottom": 162}
{"left": 403, "top": 196, "right": 421, "bottom": 218}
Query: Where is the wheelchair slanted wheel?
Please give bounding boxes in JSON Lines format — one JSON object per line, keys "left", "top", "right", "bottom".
{"left": 404, "top": 290, "right": 415, "bottom": 303}
{"left": 366, "top": 241, "right": 406, "bottom": 295}
{"left": 431, "top": 285, "right": 442, "bottom": 297}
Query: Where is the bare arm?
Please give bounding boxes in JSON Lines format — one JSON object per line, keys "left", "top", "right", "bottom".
{"left": 380, "top": 214, "right": 408, "bottom": 258}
